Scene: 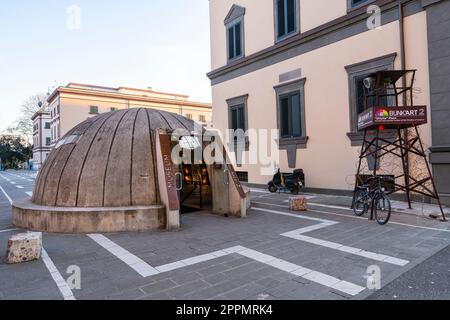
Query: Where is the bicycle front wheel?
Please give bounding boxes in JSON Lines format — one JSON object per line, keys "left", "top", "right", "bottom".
{"left": 353, "top": 190, "right": 368, "bottom": 217}
{"left": 374, "top": 193, "right": 391, "bottom": 225}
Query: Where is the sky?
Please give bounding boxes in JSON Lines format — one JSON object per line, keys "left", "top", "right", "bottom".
{"left": 0, "top": 0, "right": 212, "bottom": 131}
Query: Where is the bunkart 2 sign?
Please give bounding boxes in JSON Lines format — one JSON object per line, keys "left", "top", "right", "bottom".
{"left": 357, "top": 106, "right": 427, "bottom": 131}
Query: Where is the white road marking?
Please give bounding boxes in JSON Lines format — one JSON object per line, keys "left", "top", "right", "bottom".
{"left": 87, "top": 234, "right": 159, "bottom": 277}
{"left": 238, "top": 248, "right": 364, "bottom": 296}
{"left": 10, "top": 181, "right": 16, "bottom": 185}
{"left": 252, "top": 207, "right": 410, "bottom": 267}
{"left": 253, "top": 201, "right": 450, "bottom": 233}
{"left": 26, "top": 191, "right": 33, "bottom": 197}
{"left": 0, "top": 182, "right": 75, "bottom": 300}
{"left": 41, "top": 248, "right": 76, "bottom": 300}
{"left": 16, "top": 186, "right": 24, "bottom": 189}
{"left": 0, "top": 185, "right": 13, "bottom": 204}
{"left": 0, "top": 228, "right": 18, "bottom": 233}
{"left": 88, "top": 236, "right": 365, "bottom": 296}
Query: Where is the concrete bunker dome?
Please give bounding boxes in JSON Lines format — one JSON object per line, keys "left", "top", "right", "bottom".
{"left": 12, "top": 108, "right": 249, "bottom": 233}
{"left": 32, "top": 108, "right": 194, "bottom": 208}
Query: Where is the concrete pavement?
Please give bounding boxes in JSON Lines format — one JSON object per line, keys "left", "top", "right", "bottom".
{"left": 0, "top": 170, "right": 449, "bottom": 300}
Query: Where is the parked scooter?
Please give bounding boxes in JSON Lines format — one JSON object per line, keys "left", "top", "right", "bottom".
{"left": 268, "top": 169, "right": 304, "bottom": 195}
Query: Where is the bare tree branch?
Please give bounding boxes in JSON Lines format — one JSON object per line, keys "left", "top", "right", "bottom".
{"left": 8, "top": 93, "right": 49, "bottom": 142}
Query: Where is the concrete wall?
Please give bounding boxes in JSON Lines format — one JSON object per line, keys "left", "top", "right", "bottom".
{"left": 426, "top": 0, "right": 450, "bottom": 205}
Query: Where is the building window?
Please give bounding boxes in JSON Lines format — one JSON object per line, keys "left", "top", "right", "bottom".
{"left": 348, "top": 0, "right": 371, "bottom": 10}
{"left": 89, "top": 106, "right": 99, "bottom": 114}
{"left": 236, "top": 171, "right": 249, "bottom": 183}
{"left": 185, "top": 113, "right": 193, "bottom": 120}
{"left": 198, "top": 115, "right": 206, "bottom": 123}
{"left": 57, "top": 104, "right": 60, "bottom": 115}
{"left": 345, "top": 53, "right": 396, "bottom": 145}
{"left": 224, "top": 5, "right": 245, "bottom": 62}
{"left": 230, "top": 105, "right": 245, "bottom": 132}
{"left": 227, "top": 21, "right": 243, "bottom": 61}
{"left": 274, "top": 78, "right": 307, "bottom": 149}
{"left": 110, "top": 107, "right": 118, "bottom": 112}
{"left": 226, "top": 94, "right": 249, "bottom": 151}
{"left": 45, "top": 122, "right": 50, "bottom": 129}
{"left": 279, "top": 92, "right": 302, "bottom": 138}
{"left": 46, "top": 137, "right": 51, "bottom": 146}
{"left": 275, "top": 0, "right": 299, "bottom": 41}
{"left": 227, "top": 95, "right": 248, "bottom": 133}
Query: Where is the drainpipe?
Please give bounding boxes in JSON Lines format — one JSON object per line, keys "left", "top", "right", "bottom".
{"left": 399, "top": 0, "right": 412, "bottom": 208}
{"left": 399, "top": 0, "right": 407, "bottom": 105}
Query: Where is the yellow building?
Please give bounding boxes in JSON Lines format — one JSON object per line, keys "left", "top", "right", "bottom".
{"left": 207, "top": 0, "right": 450, "bottom": 204}
{"left": 46, "top": 83, "right": 212, "bottom": 144}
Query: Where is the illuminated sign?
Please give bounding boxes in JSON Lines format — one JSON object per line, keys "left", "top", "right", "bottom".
{"left": 357, "top": 106, "right": 427, "bottom": 131}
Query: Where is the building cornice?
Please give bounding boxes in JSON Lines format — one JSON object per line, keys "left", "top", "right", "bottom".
{"left": 31, "top": 109, "right": 51, "bottom": 121}
{"left": 47, "top": 87, "right": 212, "bottom": 110}
{"left": 207, "top": 0, "right": 424, "bottom": 85}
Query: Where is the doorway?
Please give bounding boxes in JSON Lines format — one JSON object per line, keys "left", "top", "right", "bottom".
{"left": 179, "top": 163, "right": 212, "bottom": 214}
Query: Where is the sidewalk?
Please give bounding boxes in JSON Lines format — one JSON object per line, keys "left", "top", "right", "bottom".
{"left": 248, "top": 187, "right": 450, "bottom": 219}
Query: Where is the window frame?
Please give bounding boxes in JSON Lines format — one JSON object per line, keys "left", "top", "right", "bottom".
{"left": 274, "top": 78, "right": 307, "bottom": 149}
{"left": 224, "top": 5, "right": 246, "bottom": 63}
{"left": 226, "top": 17, "right": 245, "bottom": 62}
{"left": 345, "top": 53, "right": 397, "bottom": 145}
{"left": 274, "top": 0, "right": 300, "bottom": 43}
{"left": 89, "top": 105, "right": 99, "bottom": 115}
{"left": 347, "top": 0, "right": 377, "bottom": 12}
{"left": 226, "top": 94, "right": 249, "bottom": 151}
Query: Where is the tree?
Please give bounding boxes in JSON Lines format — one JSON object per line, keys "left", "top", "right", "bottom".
{"left": 0, "top": 135, "right": 32, "bottom": 170}
{"left": 7, "top": 93, "right": 49, "bottom": 142}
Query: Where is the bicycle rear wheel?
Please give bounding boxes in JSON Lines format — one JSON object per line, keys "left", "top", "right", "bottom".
{"left": 353, "top": 190, "right": 368, "bottom": 216}
{"left": 374, "top": 193, "right": 391, "bottom": 225}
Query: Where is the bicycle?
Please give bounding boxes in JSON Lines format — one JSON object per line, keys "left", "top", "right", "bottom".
{"left": 353, "top": 176, "right": 392, "bottom": 225}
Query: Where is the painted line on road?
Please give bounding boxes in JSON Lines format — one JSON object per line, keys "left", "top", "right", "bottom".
{"left": 88, "top": 236, "right": 365, "bottom": 296}
{"left": 26, "top": 191, "right": 33, "bottom": 197}
{"left": 41, "top": 248, "right": 76, "bottom": 300}
{"left": 16, "top": 186, "right": 24, "bottom": 189}
{"left": 252, "top": 207, "right": 410, "bottom": 267}
{"left": 0, "top": 228, "right": 18, "bottom": 234}
{"left": 238, "top": 247, "right": 364, "bottom": 296}
{"left": 0, "top": 184, "right": 13, "bottom": 204}
{"left": 0, "top": 184, "right": 75, "bottom": 300}
{"left": 87, "top": 234, "right": 160, "bottom": 277}
{"left": 252, "top": 201, "right": 450, "bottom": 233}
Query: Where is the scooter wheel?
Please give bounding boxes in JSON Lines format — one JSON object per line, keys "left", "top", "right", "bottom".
{"left": 268, "top": 185, "right": 277, "bottom": 193}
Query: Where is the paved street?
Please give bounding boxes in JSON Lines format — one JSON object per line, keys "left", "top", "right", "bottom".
{"left": 0, "top": 170, "right": 449, "bottom": 300}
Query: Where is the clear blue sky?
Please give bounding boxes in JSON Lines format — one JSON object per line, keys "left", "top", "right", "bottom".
{"left": 0, "top": 0, "right": 212, "bottom": 131}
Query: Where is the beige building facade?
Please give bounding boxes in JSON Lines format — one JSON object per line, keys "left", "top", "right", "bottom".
{"left": 46, "top": 83, "right": 212, "bottom": 145}
{"left": 31, "top": 108, "right": 51, "bottom": 170}
{"left": 208, "top": 0, "right": 450, "bottom": 204}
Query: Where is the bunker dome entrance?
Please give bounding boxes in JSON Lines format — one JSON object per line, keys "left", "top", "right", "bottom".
{"left": 12, "top": 108, "right": 249, "bottom": 233}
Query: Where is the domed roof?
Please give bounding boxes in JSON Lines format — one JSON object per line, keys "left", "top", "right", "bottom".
{"left": 32, "top": 108, "right": 196, "bottom": 207}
